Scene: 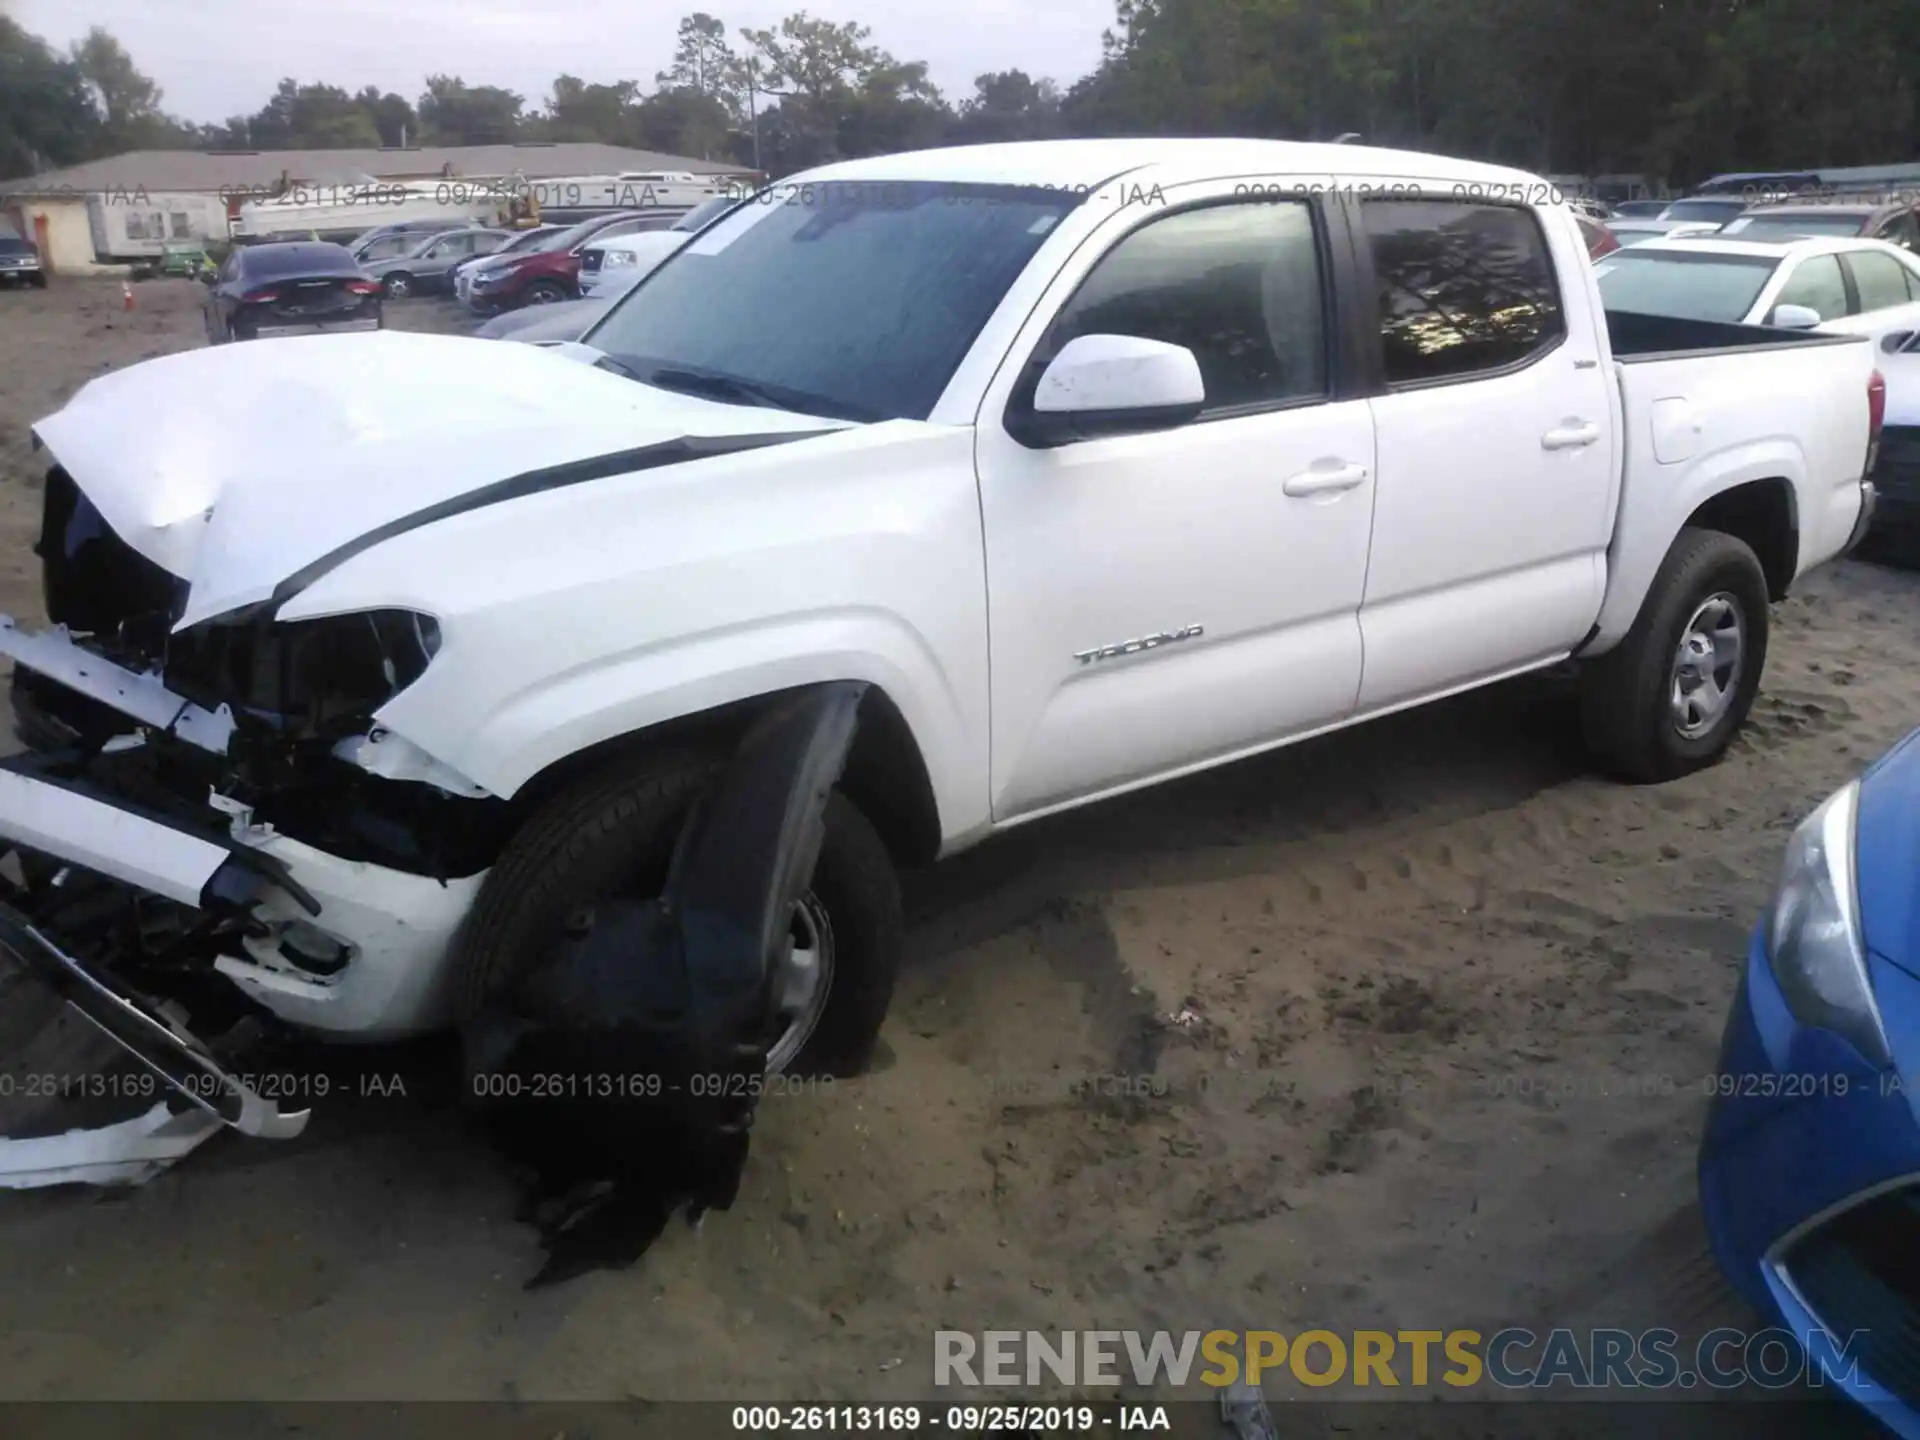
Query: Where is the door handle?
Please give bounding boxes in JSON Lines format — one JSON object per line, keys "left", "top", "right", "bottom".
{"left": 1541, "top": 420, "right": 1601, "bottom": 451}
{"left": 1282, "top": 461, "right": 1370, "bottom": 497}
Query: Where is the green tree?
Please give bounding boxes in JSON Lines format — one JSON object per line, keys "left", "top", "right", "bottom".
{"left": 418, "top": 76, "right": 524, "bottom": 145}
{"left": 660, "top": 13, "right": 742, "bottom": 115}
{"left": 355, "top": 87, "right": 419, "bottom": 147}
{"left": 540, "top": 74, "right": 643, "bottom": 143}
{"left": 71, "top": 26, "right": 177, "bottom": 152}
{"left": 0, "top": 18, "right": 100, "bottom": 179}
{"left": 952, "top": 70, "right": 1064, "bottom": 143}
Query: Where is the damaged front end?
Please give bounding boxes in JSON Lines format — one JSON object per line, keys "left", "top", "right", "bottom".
{"left": 0, "top": 463, "right": 872, "bottom": 1228}
{"left": 0, "top": 466, "right": 513, "bottom": 1180}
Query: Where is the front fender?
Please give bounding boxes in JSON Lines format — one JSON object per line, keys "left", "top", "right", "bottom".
{"left": 382, "top": 608, "right": 979, "bottom": 840}
{"left": 280, "top": 421, "right": 994, "bottom": 846}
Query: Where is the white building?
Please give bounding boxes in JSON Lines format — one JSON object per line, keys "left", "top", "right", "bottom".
{"left": 0, "top": 142, "right": 751, "bottom": 275}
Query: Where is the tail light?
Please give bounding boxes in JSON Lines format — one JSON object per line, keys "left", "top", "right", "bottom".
{"left": 346, "top": 279, "right": 381, "bottom": 295}
{"left": 1868, "top": 368, "right": 1886, "bottom": 472}
{"left": 240, "top": 288, "right": 281, "bottom": 303}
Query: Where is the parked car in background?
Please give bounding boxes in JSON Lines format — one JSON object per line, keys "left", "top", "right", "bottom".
{"left": 1606, "top": 220, "right": 1724, "bottom": 247}
{"left": 1722, "top": 198, "right": 1920, "bottom": 252}
{"left": 201, "top": 240, "right": 382, "bottom": 343}
{"left": 1609, "top": 198, "right": 1670, "bottom": 219}
{"left": 1692, "top": 170, "right": 1823, "bottom": 197}
{"left": 348, "top": 219, "right": 471, "bottom": 262}
{"left": 1595, "top": 236, "right": 1920, "bottom": 344}
{"left": 154, "top": 239, "right": 207, "bottom": 276}
{"left": 1657, "top": 196, "right": 1753, "bottom": 228}
{"left": 1865, "top": 331, "right": 1920, "bottom": 566}
{"left": 448, "top": 223, "right": 563, "bottom": 297}
{"left": 474, "top": 296, "right": 611, "bottom": 342}
{"left": 363, "top": 228, "right": 512, "bottom": 297}
{"left": 1576, "top": 215, "right": 1621, "bottom": 260}
{"left": 1700, "top": 723, "right": 1920, "bottom": 1437}
{"left": 460, "top": 211, "right": 677, "bottom": 313}
{"left": 576, "top": 196, "right": 733, "bottom": 296}
{"left": 0, "top": 235, "right": 45, "bottom": 288}
{"left": 578, "top": 231, "right": 690, "bottom": 296}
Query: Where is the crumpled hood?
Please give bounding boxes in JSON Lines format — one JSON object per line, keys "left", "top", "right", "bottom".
{"left": 31, "top": 330, "right": 845, "bottom": 628}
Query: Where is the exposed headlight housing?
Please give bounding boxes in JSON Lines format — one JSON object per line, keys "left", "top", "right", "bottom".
{"left": 1764, "top": 780, "right": 1889, "bottom": 1067}
{"left": 165, "top": 608, "right": 442, "bottom": 740}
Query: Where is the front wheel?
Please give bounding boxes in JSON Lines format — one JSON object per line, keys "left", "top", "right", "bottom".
{"left": 453, "top": 752, "right": 901, "bottom": 1078}
{"left": 523, "top": 279, "right": 567, "bottom": 305}
{"left": 1580, "top": 526, "right": 1771, "bottom": 783}
{"left": 383, "top": 273, "right": 412, "bottom": 298}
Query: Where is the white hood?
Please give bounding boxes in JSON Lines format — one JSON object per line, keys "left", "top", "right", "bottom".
{"left": 31, "top": 330, "right": 843, "bottom": 628}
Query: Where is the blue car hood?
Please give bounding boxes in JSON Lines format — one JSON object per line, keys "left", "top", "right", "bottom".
{"left": 1860, "top": 726, "right": 1920, "bottom": 980}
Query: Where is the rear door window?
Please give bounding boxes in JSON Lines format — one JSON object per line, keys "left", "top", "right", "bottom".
{"left": 1360, "top": 200, "right": 1566, "bottom": 385}
{"left": 1845, "top": 250, "right": 1917, "bottom": 311}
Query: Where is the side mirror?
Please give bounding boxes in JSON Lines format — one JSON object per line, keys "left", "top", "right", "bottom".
{"left": 1770, "top": 303, "right": 1823, "bottom": 330}
{"left": 1011, "top": 334, "right": 1205, "bottom": 448}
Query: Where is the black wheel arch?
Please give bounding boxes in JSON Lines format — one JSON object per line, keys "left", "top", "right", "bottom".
{"left": 504, "top": 682, "right": 943, "bottom": 870}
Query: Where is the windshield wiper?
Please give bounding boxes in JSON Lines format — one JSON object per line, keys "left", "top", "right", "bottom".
{"left": 594, "top": 353, "right": 643, "bottom": 381}
{"left": 635, "top": 365, "right": 798, "bottom": 413}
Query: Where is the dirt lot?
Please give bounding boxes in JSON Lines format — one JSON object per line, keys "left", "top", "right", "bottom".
{"left": 0, "top": 278, "right": 1915, "bottom": 1415}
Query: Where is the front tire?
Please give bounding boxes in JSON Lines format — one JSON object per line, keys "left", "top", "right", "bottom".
{"left": 523, "top": 279, "right": 567, "bottom": 305}
{"left": 453, "top": 751, "right": 901, "bottom": 1078}
{"left": 1581, "top": 526, "right": 1770, "bottom": 783}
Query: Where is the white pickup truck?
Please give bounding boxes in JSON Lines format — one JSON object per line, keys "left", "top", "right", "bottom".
{"left": 0, "top": 140, "right": 1883, "bottom": 1176}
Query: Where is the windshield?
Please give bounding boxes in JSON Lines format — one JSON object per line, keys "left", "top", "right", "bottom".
{"left": 1594, "top": 250, "right": 1778, "bottom": 322}
{"left": 498, "top": 226, "right": 561, "bottom": 254}
{"left": 585, "top": 181, "right": 1082, "bottom": 423}
{"left": 1659, "top": 199, "right": 1748, "bottom": 224}
{"left": 1722, "top": 212, "right": 1870, "bottom": 238}
{"left": 0, "top": 237, "right": 34, "bottom": 256}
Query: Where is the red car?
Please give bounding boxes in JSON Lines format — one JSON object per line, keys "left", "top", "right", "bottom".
{"left": 460, "top": 211, "right": 678, "bottom": 314}
{"left": 1577, "top": 215, "right": 1621, "bottom": 260}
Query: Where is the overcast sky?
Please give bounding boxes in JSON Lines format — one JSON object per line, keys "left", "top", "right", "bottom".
{"left": 13, "top": 0, "right": 1113, "bottom": 125}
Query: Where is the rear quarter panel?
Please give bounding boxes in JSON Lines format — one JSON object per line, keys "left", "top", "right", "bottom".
{"left": 1591, "top": 337, "right": 1874, "bottom": 650}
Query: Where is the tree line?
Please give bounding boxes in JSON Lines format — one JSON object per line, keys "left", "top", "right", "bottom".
{"left": 3, "top": 1, "right": 1915, "bottom": 189}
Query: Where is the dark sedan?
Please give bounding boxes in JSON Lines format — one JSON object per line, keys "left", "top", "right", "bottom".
{"left": 0, "top": 235, "right": 45, "bottom": 288}
{"left": 202, "top": 241, "right": 382, "bottom": 344}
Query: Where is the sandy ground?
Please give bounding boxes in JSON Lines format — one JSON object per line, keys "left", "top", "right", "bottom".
{"left": 0, "top": 278, "right": 1915, "bottom": 1421}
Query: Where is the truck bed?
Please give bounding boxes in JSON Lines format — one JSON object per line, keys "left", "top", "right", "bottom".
{"left": 1605, "top": 309, "right": 1869, "bottom": 363}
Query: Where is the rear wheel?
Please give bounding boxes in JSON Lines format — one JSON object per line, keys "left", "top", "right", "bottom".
{"left": 453, "top": 751, "right": 901, "bottom": 1078}
{"left": 1581, "top": 526, "right": 1770, "bottom": 783}
{"left": 383, "top": 272, "right": 413, "bottom": 298}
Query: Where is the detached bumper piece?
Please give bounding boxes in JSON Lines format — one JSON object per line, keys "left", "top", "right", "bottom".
{"left": 0, "top": 757, "right": 316, "bottom": 1143}
{"left": 0, "top": 911, "right": 309, "bottom": 1141}
{"left": 464, "top": 681, "right": 866, "bottom": 1288}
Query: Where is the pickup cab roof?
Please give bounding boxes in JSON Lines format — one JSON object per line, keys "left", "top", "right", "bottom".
{"left": 799, "top": 137, "right": 1551, "bottom": 193}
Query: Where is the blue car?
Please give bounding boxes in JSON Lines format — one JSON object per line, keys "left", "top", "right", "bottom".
{"left": 1701, "top": 724, "right": 1920, "bottom": 1435}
